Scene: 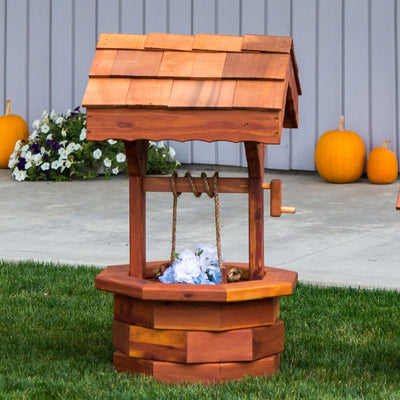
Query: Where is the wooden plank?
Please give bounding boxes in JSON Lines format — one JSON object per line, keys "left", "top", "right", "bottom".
{"left": 82, "top": 78, "right": 131, "bottom": 106}
{"left": 125, "top": 79, "right": 173, "bottom": 107}
{"left": 125, "top": 140, "right": 148, "bottom": 278}
{"left": 114, "top": 294, "right": 155, "bottom": 328}
{"left": 219, "top": 297, "right": 279, "bottom": 330}
{"left": 89, "top": 50, "right": 117, "bottom": 77}
{"left": 222, "top": 53, "right": 289, "bottom": 80}
{"left": 253, "top": 319, "right": 284, "bottom": 359}
{"left": 168, "top": 80, "right": 236, "bottom": 108}
{"left": 242, "top": 35, "right": 292, "bottom": 53}
{"left": 270, "top": 179, "right": 282, "bottom": 216}
{"left": 85, "top": 108, "right": 281, "bottom": 144}
{"left": 158, "top": 51, "right": 196, "bottom": 78}
{"left": 191, "top": 52, "right": 227, "bottom": 78}
{"left": 144, "top": 32, "right": 194, "bottom": 51}
{"left": 97, "top": 33, "right": 146, "bottom": 49}
{"left": 113, "top": 351, "right": 280, "bottom": 382}
{"left": 233, "top": 80, "right": 286, "bottom": 111}
{"left": 110, "top": 50, "right": 163, "bottom": 77}
{"left": 193, "top": 34, "right": 243, "bottom": 52}
{"left": 219, "top": 354, "right": 280, "bottom": 381}
{"left": 143, "top": 176, "right": 249, "bottom": 193}
{"left": 245, "top": 142, "right": 266, "bottom": 280}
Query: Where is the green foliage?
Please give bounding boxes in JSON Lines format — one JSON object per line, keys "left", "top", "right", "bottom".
{"left": 1, "top": 260, "right": 399, "bottom": 399}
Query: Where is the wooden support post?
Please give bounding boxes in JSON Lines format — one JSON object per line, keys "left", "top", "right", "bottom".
{"left": 245, "top": 142, "right": 266, "bottom": 281}
{"left": 124, "top": 140, "right": 149, "bottom": 278}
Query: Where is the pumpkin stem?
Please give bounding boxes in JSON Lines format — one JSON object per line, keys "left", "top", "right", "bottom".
{"left": 337, "top": 115, "right": 345, "bottom": 131}
{"left": 5, "top": 99, "right": 11, "bottom": 116}
{"left": 382, "top": 139, "right": 391, "bottom": 149}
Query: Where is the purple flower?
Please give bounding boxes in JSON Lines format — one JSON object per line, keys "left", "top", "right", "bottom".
{"left": 17, "top": 157, "right": 26, "bottom": 170}
{"left": 30, "top": 142, "right": 40, "bottom": 154}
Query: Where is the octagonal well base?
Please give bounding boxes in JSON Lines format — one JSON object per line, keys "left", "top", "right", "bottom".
{"left": 96, "top": 262, "right": 297, "bottom": 383}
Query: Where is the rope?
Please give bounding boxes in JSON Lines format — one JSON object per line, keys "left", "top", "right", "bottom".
{"left": 170, "top": 172, "right": 181, "bottom": 263}
{"left": 169, "top": 171, "right": 223, "bottom": 271}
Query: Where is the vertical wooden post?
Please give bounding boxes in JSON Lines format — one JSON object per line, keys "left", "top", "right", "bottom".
{"left": 124, "top": 140, "right": 149, "bottom": 278}
{"left": 245, "top": 142, "right": 266, "bottom": 281}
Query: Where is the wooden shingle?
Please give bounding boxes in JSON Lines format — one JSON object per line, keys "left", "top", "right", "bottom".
{"left": 82, "top": 32, "right": 301, "bottom": 144}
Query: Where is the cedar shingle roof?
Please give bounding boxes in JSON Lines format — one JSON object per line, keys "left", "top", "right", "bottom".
{"left": 82, "top": 32, "right": 301, "bottom": 144}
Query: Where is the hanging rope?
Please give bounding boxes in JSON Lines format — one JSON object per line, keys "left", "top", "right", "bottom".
{"left": 169, "top": 171, "right": 223, "bottom": 270}
{"left": 170, "top": 171, "right": 181, "bottom": 263}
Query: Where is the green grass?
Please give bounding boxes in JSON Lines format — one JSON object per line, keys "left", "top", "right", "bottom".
{"left": 1, "top": 260, "right": 399, "bottom": 399}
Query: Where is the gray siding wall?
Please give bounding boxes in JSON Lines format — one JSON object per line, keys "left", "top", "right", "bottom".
{"left": 1, "top": 0, "right": 400, "bottom": 171}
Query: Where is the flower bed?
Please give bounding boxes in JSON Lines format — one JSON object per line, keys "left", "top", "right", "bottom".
{"left": 8, "top": 107, "right": 179, "bottom": 181}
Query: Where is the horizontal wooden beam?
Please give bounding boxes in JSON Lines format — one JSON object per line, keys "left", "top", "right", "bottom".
{"left": 143, "top": 177, "right": 249, "bottom": 193}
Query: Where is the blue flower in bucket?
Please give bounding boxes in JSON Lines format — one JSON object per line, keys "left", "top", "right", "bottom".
{"left": 159, "top": 244, "right": 222, "bottom": 285}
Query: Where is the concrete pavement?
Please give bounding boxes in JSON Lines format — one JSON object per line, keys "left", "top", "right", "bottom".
{"left": 1, "top": 166, "right": 399, "bottom": 290}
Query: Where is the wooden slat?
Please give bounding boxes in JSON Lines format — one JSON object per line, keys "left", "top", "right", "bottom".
{"left": 113, "top": 350, "right": 280, "bottom": 383}
{"left": 168, "top": 80, "right": 236, "bottom": 108}
{"left": 233, "top": 80, "right": 286, "bottom": 110}
{"left": 86, "top": 108, "right": 282, "bottom": 144}
{"left": 242, "top": 34, "right": 292, "bottom": 53}
{"left": 89, "top": 49, "right": 117, "bottom": 77}
{"left": 158, "top": 51, "right": 196, "bottom": 78}
{"left": 191, "top": 52, "right": 227, "bottom": 78}
{"left": 95, "top": 264, "right": 297, "bottom": 303}
{"left": 193, "top": 33, "right": 243, "bottom": 52}
{"left": 110, "top": 50, "right": 163, "bottom": 77}
{"left": 97, "top": 33, "right": 147, "bottom": 50}
{"left": 82, "top": 78, "right": 131, "bottom": 106}
{"left": 223, "top": 53, "right": 289, "bottom": 80}
{"left": 283, "top": 61, "right": 300, "bottom": 129}
{"left": 125, "top": 140, "right": 148, "bottom": 278}
{"left": 113, "top": 321, "right": 283, "bottom": 363}
{"left": 144, "top": 32, "right": 194, "bottom": 51}
{"left": 125, "top": 79, "right": 173, "bottom": 107}
{"left": 143, "top": 176, "right": 248, "bottom": 193}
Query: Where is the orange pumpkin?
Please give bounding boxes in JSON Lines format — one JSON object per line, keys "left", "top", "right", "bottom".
{"left": 367, "top": 140, "right": 398, "bottom": 184}
{"left": 0, "top": 99, "right": 29, "bottom": 168}
{"left": 315, "top": 116, "right": 366, "bottom": 183}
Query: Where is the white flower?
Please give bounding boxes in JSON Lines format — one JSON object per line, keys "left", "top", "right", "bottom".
{"left": 46, "top": 133, "right": 52, "bottom": 141}
{"left": 21, "top": 144, "right": 29, "bottom": 154}
{"left": 116, "top": 153, "right": 126, "bottom": 163}
{"left": 55, "top": 116, "right": 64, "bottom": 126}
{"left": 41, "top": 124, "right": 50, "bottom": 134}
{"left": 169, "top": 146, "right": 176, "bottom": 158}
{"left": 51, "top": 160, "right": 60, "bottom": 169}
{"left": 41, "top": 162, "right": 50, "bottom": 171}
{"left": 24, "top": 151, "right": 32, "bottom": 161}
{"left": 32, "top": 153, "right": 42, "bottom": 165}
{"left": 8, "top": 156, "right": 17, "bottom": 169}
{"left": 79, "top": 128, "right": 86, "bottom": 141}
{"left": 93, "top": 149, "right": 102, "bottom": 159}
{"left": 107, "top": 139, "right": 117, "bottom": 145}
{"left": 61, "top": 128, "right": 67, "bottom": 137}
{"left": 13, "top": 169, "right": 27, "bottom": 181}
{"left": 50, "top": 110, "right": 56, "bottom": 120}
{"left": 103, "top": 158, "right": 112, "bottom": 168}
{"left": 24, "top": 160, "right": 32, "bottom": 170}
{"left": 173, "top": 250, "right": 202, "bottom": 284}
{"left": 31, "top": 130, "right": 38, "bottom": 140}
{"left": 32, "top": 119, "right": 41, "bottom": 130}
{"left": 149, "top": 141, "right": 157, "bottom": 147}
{"left": 40, "top": 146, "right": 46, "bottom": 154}
{"left": 66, "top": 142, "right": 80, "bottom": 154}
{"left": 112, "top": 167, "right": 119, "bottom": 175}
{"left": 41, "top": 110, "right": 49, "bottom": 120}
{"left": 14, "top": 140, "right": 22, "bottom": 151}
{"left": 65, "top": 160, "right": 72, "bottom": 169}
{"left": 157, "top": 141, "right": 165, "bottom": 148}
{"left": 58, "top": 147, "right": 68, "bottom": 159}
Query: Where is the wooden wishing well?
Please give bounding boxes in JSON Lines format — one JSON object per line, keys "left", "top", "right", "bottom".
{"left": 82, "top": 32, "right": 302, "bottom": 383}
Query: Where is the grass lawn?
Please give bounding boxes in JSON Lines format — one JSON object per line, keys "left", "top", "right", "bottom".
{"left": 1, "top": 260, "right": 399, "bottom": 399}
